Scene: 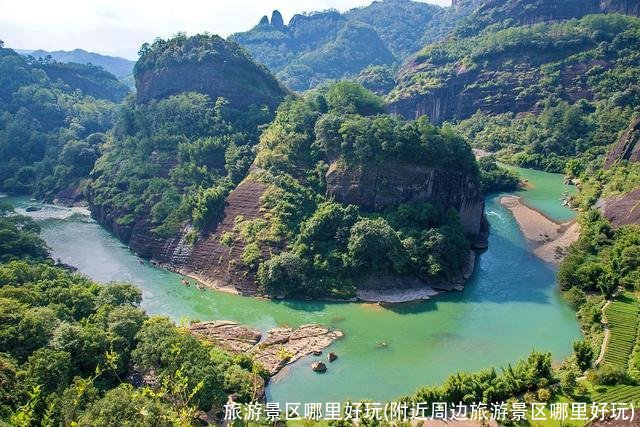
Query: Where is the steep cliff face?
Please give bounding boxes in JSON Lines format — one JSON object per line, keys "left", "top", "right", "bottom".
{"left": 601, "top": 0, "right": 640, "bottom": 16}
{"left": 134, "top": 34, "right": 287, "bottom": 109}
{"left": 596, "top": 188, "right": 640, "bottom": 227}
{"left": 604, "top": 116, "right": 640, "bottom": 169}
{"left": 91, "top": 178, "right": 269, "bottom": 295}
{"left": 326, "top": 161, "right": 484, "bottom": 235}
{"left": 598, "top": 116, "right": 640, "bottom": 227}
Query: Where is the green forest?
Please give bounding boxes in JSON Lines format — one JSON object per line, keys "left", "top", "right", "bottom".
{"left": 1, "top": 0, "right": 640, "bottom": 424}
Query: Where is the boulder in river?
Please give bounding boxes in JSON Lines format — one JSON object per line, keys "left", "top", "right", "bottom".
{"left": 312, "top": 361, "right": 327, "bottom": 373}
{"left": 189, "top": 320, "right": 261, "bottom": 352}
{"left": 328, "top": 352, "right": 337, "bottom": 362}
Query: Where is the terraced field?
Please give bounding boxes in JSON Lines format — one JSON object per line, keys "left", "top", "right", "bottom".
{"left": 594, "top": 384, "right": 640, "bottom": 403}
{"left": 601, "top": 293, "right": 640, "bottom": 370}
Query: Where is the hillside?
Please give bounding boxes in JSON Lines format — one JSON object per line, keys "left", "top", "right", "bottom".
{"left": 388, "top": 13, "right": 640, "bottom": 124}
{"left": 89, "top": 34, "right": 286, "bottom": 277}
{"left": 90, "top": 65, "right": 485, "bottom": 299}
{"left": 22, "top": 48, "right": 135, "bottom": 80}
{"left": 0, "top": 48, "right": 120, "bottom": 200}
{"left": 134, "top": 33, "right": 287, "bottom": 110}
{"left": 230, "top": 1, "right": 471, "bottom": 91}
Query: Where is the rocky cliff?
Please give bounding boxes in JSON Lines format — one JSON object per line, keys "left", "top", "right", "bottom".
{"left": 461, "top": 0, "right": 638, "bottom": 35}
{"left": 326, "top": 160, "right": 484, "bottom": 235}
{"left": 598, "top": 116, "right": 640, "bottom": 227}
{"left": 596, "top": 188, "right": 640, "bottom": 227}
{"left": 387, "top": 6, "right": 639, "bottom": 123}
{"left": 134, "top": 34, "right": 287, "bottom": 109}
{"left": 604, "top": 116, "right": 640, "bottom": 169}
{"left": 91, "top": 177, "right": 271, "bottom": 296}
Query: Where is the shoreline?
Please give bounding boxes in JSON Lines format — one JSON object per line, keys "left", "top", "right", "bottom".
{"left": 499, "top": 195, "right": 579, "bottom": 264}
{"left": 165, "top": 250, "right": 476, "bottom": 305}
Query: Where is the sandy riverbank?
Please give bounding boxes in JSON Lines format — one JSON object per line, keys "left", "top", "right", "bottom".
{"left": 500, "top": 195, "right": 579, "bottom": 264}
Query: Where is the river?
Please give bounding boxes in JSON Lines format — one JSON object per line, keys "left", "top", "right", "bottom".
{"left": 3, "top": 166, "right": 580, "bottom": 404}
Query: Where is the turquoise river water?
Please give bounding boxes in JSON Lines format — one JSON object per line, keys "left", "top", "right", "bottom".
{"left": 3, "top": 166, "right": 580, "bottom": 404}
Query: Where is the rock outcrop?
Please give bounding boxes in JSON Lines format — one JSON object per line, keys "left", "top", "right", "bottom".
{"left": 91, "top": 178, "right": 271, "bottom": 295}
{"left": 325, "top": 161, "right": 484, "bottom": 235}
{"left": 596, "top": 188, "right": 640, "bottom": 227}
{"left": 604, "top": 116, "right": 640, "bottom": 169}
{"left": 389, "top": 56, "right": 604, "bottom": 123}
{"left": 188, "top": 321, "right": 344, "bottom": 376}
{"left": 134, "top": 34, "right": 287, "bottom": 110}
{"left": 598, "top": 116, "right": 640, "bottom": 227}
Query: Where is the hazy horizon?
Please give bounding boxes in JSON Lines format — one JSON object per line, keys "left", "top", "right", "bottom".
{"left": 2, "top": 0, "right": 450, "bottom": 60}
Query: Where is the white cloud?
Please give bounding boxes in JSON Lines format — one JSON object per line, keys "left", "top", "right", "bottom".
{"left": 0, "top": 0, "right": 451, "bottom": 59}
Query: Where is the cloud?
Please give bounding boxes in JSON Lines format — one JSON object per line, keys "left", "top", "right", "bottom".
{"left": 1, "top": 0, "right": 450, "bottom": 59}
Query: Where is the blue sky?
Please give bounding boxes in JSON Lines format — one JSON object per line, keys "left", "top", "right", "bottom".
{"left": 1, "top": 0, "right": 450, "bottom": 59}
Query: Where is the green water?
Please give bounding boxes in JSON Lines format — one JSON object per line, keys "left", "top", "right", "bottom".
{"left": 3, "top": 168, "right": 580, "bottom": 404}
{"left": 505, "top": 165, "right": 577, "bottom": 223}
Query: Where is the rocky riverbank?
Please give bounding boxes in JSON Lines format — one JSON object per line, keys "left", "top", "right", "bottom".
{"left": 500, "top": 195, "right": 579, "bottom": 264}
{"left": 188, "top": 321, "right": 344, "bottom": 376}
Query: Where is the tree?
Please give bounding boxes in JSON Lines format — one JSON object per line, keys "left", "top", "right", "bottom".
{"left": 22, "top": 348, "right": 72, "bottom": 394}
{"left": 573, "top": 340, "right": 595, "bottom": 372}
{"left": 257, "top": 252, "right": 307, "bottom": 297}
{"left": 325, "top": 81, "right": 385, "bottom": 116}
{"left": 77, "top": 384, "right": 178, "bottom": 426}
{"left": 347, "top": 218, "right": 407, "bottom": 274}
{"left": 560, "top": 366, "right": 578, "bottom": 395}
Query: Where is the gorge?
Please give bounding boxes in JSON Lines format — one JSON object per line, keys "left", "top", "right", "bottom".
{"left": 3, "top": 165, "right": 581, "bottom": 403}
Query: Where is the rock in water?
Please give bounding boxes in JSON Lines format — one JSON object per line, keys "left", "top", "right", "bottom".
{"left": 188, "top": 321, "right": 343, "bottom": 376}
{"left": 312, "top": 361, "right": 327, "bottom": 373}
{"left": 328, "top": 352, "right": 337, "bottom": 362}
{"left": 188, "top": 321, "right": 261, "bottom": 352}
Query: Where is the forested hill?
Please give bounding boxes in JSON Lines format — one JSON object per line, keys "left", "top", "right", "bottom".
{"left": 230, "top": 0, "right": 472, "bottom": 92}
{"left": 134, "top": 33, "right": 288, "bottom": 109}
{"left": 0, "top": 47, "right": 124, "bottom": 201}
{"left": 19, "top": 48, "right": 135, "bottom": 80}
{"left": 388, "top": 1, "right": 640, "bottom": 124}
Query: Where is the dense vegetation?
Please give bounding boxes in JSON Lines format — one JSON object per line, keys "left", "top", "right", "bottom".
{"left": 135, "top": 33, "right": 287, "bottom": 109}
{"left": 0, "top": 48, "right": 124, "bottom": 200}
{"left": 90, "top": 91, "right": 269, "bottom": 237}
{"left": 231, "top": 1, "right": 470, "bottom": 91}
{"left": 0, "top": 204, "right": 262, "bottom": 425}
{"left": 221, "top": 82, "right": 480, "bottom": 298}
{"left": 392, "top": 13, "right": 640, "bottom": 172}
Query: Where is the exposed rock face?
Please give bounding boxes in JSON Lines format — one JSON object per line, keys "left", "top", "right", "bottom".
{"left": 604, "top": 116, "right": 640, "bottom": 169}
{"left": 188, "top": 321, "right": 344, "bottom": 376}
{"left": 599, "top": 116, "right": 640, "bottom": 227}
{"left": 91, "top": 178, "right": 271, "bottom": 295}
{"left": 463, "top": 0, "right": 638, "bottom": 35}
{"left": 325, "top": 161, "right": 484, "bottom": 235}
{"left": 601, "top": 0, "right": 640, "bottom": 16}
{"left": 389, "top": 57, "right": 604, "bottom": 123}
{"left": 134, "top": 35, "right": 287, "bottom": 110}
{"left": 189, "top": 321, "right": 261, "bottom": 352}
{"left": 387, "top": 0, "right": 638, "bottom": 123}
{"left": 596, "top": 188, "right": 640, "bottom": 227}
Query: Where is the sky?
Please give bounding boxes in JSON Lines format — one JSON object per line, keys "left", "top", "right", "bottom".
{"left": 0, "top": 0, "right": 450, "bottom": 59}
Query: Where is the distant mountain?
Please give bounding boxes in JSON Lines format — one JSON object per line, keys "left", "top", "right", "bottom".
{"left": 387, "top": 0, "right": 640, "bottom": 123}
{"left": 231, "top": 0, "right": 473, "bottom": 91}
{"left": 19, "top": 48, "right": 135, "bottom": 80}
